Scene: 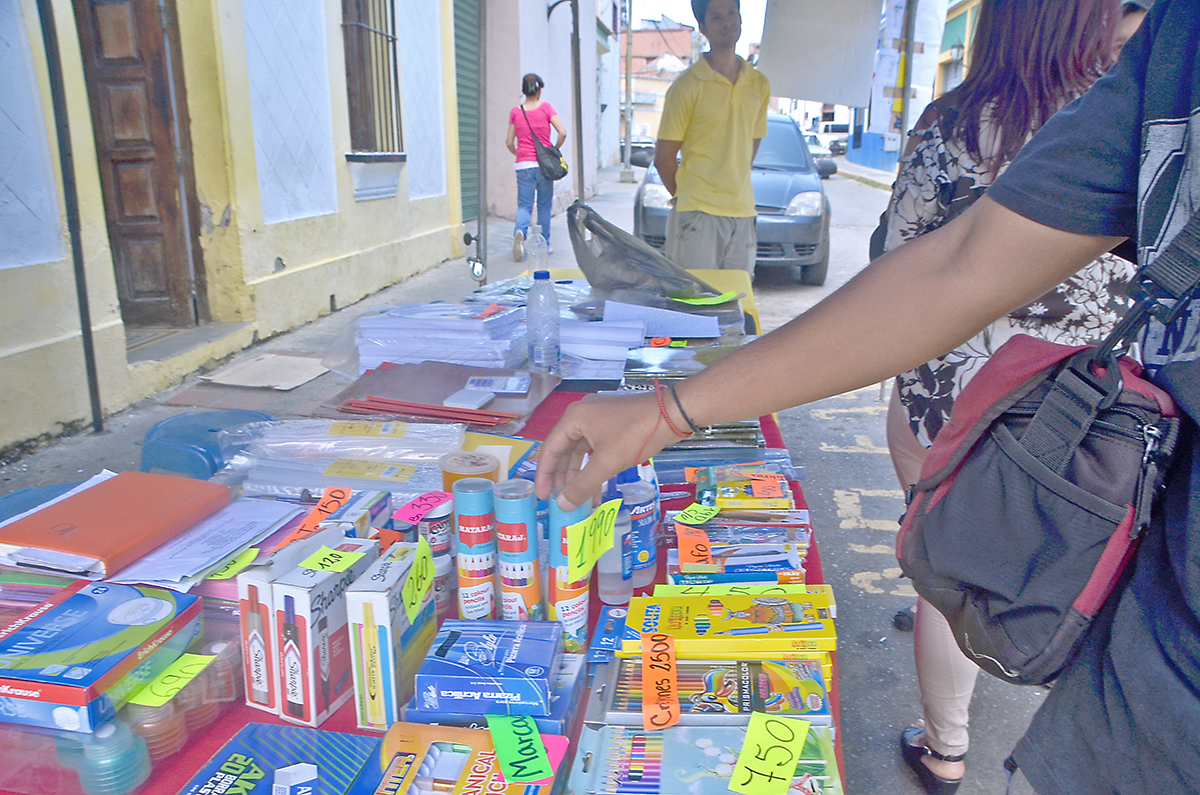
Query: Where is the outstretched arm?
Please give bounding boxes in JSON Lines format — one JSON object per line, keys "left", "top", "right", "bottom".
{"left": 534, "top": 196, "right": 1122, "bottom": 508}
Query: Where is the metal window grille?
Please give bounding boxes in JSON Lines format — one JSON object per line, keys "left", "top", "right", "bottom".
{"left": 342, "top": 0, "right": 403, "bottom": 154}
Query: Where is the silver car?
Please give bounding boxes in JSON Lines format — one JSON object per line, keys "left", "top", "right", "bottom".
{"left": 633, "top": 114, "right": 834, "bottom": 285}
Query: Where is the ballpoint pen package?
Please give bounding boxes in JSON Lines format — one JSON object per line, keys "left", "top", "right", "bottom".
{"left": 584, "top": 658, "right": 831, "bottom": 727}
{"left": 363, "top": 723, "right": 570, "bottom": 795}
{"left": 0, "top": 580, "right": 201, "bottom": 733}
{"left": 347, "top": 543, "right": 438, "bottom": 731}
{"left": 619, "top": 594, "right": 836, "bottom": 657}
{"left": 414, "top": 620, "right": 563, "bottom": 715}
{"left": 403, "top": 653, "right": 586, "bottom": 736}
{"left": 272, "top": 538, "right": 380, "bottom": 727}
{"left": 237, "top": 525, "right": 351, "bottom": 715}
{"left": 568, "top": 723, "right": 843, "bottom": 795}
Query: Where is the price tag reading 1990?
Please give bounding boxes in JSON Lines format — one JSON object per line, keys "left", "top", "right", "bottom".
{"left": 566, "top": 499, "right": 622, "bottom": 582}
{"left": 640, "top": 632, "right": 680, "bottom": 730}
{"left": 729, "top": 713, "right": 811, "bottom": 795}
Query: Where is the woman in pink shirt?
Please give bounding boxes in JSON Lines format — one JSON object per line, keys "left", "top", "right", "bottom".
{"left": 506, "top": 73, "right": 567, "bottom": 260}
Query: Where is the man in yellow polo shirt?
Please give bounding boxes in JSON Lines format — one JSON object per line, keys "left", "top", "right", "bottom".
{"left": 655, "top": 0, "right": 769, "bottom": 274}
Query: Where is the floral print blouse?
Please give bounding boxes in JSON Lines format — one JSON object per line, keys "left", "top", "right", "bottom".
{"left": 885, "top": 106, "right": 1137, "bottom": 448}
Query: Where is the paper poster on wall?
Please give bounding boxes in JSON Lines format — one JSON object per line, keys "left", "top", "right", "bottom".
{"left": 397, "top": 0, "right": 447, "bottom": 200}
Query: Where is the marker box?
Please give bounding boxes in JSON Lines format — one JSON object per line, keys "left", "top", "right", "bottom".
{"left": 414, "top": 620, "right": 563, "bottom": 715}
{"left": 347, "top": 542, "right": 439, "bottom": 731}
{"left": 236, "top": 525, "right": 350, "bottom": 715}
{"left": 0, "top": 581, "right": 202, "bottom": 733}
{"left": 272, "top": 537, "right": 380, "bottom": 727}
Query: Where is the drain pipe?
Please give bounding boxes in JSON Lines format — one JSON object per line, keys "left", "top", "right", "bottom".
{"left": 36, "top": 0, "right": 104, "bottom": 433}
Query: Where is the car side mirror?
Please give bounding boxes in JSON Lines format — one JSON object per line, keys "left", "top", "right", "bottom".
{"left": 816, "top": 159, "right": 837, "bottom": 178}
{"left": 630, "top": 149, "right": 654, "bottom": 168}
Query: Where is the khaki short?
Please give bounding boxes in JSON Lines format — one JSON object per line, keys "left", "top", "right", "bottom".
{"left": 664, "top": 209, "right": 757, "bottom": 274}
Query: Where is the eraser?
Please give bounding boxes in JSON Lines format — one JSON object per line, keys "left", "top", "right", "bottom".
{"left": 443, "top": 389, "right": 495, "bottom": 410}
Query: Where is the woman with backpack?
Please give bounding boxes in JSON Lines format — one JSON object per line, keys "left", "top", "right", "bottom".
{"left": 880, "top": 2, "right": 1146, "bottom": 792}
{"left": 506, "top": 73, "right": 567, "bottom": 261}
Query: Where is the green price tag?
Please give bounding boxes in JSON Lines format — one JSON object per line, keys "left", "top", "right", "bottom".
{"left": 675, "top": 503, "right": 720, "bottom": 525}
{"left": 671, "top": 291, "right": 740, "bottom": 306}
{"left": 208, "top": 547, "right": 259, "bottom": 580}
{"left": 129, "top": 654, "right": 216, "bottom": 707}
{"left": 400, "top": 537, "right": 435, "bottom": 623}
{"left": 730, "top": 713, "right": 811, "bottom": 795}
{"left": 487, "top": 714, "right": 555, "bottom": 783}
{"left": 566, "top": 499, "right": 622, "bottom": 582}
{"left": 299, "top": 545, "right": 364, "bottom": 573}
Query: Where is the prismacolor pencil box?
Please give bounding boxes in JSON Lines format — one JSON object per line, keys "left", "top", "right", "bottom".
{"left": 568, "top": 724, "right": 843, "bottom": 795}
{"left": 584, "top": 658, "right": 830, "bottom": 727}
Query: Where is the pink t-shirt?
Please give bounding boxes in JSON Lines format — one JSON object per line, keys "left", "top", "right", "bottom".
{"left": 510, "top": 102, "right": 557, "bottom": 163}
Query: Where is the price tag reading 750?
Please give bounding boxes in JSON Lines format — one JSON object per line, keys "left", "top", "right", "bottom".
{"left": 566, "top": 499, "right": 622, "bottom": 582}
{"left": 400, "top": 537, "right": 434, "bottom": 623}
{"left": 729, "top": 713, "right": 811, "bottom": 795}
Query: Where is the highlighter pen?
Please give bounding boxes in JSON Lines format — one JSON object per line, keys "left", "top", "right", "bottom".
{"left": 318, "top": 615, "right": 330, "bottom": 712}
{"left": 712, "top": 622, "right": 827, "bottom": 635}
{"left": 282, "top": 595, "right": 305, "bottom": 719}
{"left": 362, "top": 602, "right": 384, "bottom": 726}
{"left": 246, "top": 585, "right": 270, "bottom": 705}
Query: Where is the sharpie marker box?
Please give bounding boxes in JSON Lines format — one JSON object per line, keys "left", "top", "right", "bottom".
{"left": 346, "top": 542, "right": 438, "bottom": 731}
{"left": 237, "top": 525, "right": 350, "bottom": 715}
{"left": 402, "top": 652, "right": 586, "bottom": 735}
{"left": 272, "top": 537, "right": 380, "bottom": 727}
{"left": 0, "top": 580, "right": 201, "bottom": 733}
{"left": 413, "top": 619, "right": 563, "bottom": 715}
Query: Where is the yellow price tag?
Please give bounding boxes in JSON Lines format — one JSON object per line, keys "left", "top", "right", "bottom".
{"left": 299, "top": 545, "right": 364, "bottom": 573}
{"left": 566, "top": 499, "right": 622, "bottom": 582}
{"left": 208, "top": 547, "right": 259, "bottom": 580}
{"left": 675, "top": 503, "right": 720, "bottom": 525}
{"left": 670, "top": 291, "right": 740, "bottom": 306}
{"left": 730, "top": 713, "right": 811, "bottom": 795}
{"left": 401, "top": 537, "right": 435, "bottom": 623}
{"left": 129, "top": 654, "right": 216, "bottom": 707}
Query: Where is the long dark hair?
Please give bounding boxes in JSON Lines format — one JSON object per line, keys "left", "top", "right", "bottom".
{"left": 941, "top": 0, "right": 1119, "bottom": 173}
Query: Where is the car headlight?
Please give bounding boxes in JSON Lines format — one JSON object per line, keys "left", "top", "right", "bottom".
{"left": 784, "top": 191, "right": 824, "bottom": 217}
{"left": 641, "top": 183, "right": 673, "bottom": 209}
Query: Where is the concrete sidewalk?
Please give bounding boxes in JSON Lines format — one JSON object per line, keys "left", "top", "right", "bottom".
{"left": 0, "top": 165, "right": 644, "bottom": 495}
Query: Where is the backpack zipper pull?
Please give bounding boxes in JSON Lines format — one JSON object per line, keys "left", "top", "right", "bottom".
{"left": 1133, "top": 424, "right": 1164, "bottom": 538}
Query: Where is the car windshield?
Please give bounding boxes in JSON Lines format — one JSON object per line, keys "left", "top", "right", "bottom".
{"left": 753, "top": 120, "right": 813, "bottom": 172}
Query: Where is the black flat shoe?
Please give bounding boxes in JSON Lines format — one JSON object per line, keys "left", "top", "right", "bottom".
{"left": 900, "top": 726, "right": 964, "bottom": 795}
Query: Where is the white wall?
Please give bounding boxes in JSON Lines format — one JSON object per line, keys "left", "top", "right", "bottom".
{"left": 0, "top": 0, "right": 63, "bottom": 269}
{"left": 598, "top": 39, "right": 621, "bottom": 166}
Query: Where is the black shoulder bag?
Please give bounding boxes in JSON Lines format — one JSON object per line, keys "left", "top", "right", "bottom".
{"left": 521, "top": 106, "right": 568, "bottom": 182}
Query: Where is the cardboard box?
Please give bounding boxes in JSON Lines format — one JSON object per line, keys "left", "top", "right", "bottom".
{"left": 318, "top": 490, "right": 392, "bottom": 539}
{"left": 346, "top": 542, "right": 438, "bottom": 731}
{"left": 0, "top": 581, "right": 202, "bottom": 732}
{"left": 272, "top": 538, "right": 380, "bottom": 727}
{"left": 237, "top": 526, "right": 350, "bottom": 715}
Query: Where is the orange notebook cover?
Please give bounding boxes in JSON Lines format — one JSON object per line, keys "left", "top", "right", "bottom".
{"left": 0, "top": 472, "right": 231, "bottom": 577}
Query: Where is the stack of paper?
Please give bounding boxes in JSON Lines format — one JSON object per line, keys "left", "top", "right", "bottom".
{"left": 560, "top": 319, "right": 644, "bottom": 361}
{"left": 355, "top": 303, "right": 527, "bottom": 373}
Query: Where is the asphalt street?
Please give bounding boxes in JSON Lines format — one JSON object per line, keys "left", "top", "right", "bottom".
{"left": 0, "top": 159, "right": 1043, "bottom": 794}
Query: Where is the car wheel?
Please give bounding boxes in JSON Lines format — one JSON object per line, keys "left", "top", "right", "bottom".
{"left": 800, "top": 246, "right": 829, "bottom": 286}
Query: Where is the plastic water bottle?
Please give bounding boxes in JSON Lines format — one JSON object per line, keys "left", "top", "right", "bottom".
{"left": 526, "top": 224, "right": 548, "bottom": 272}
{"left": 597, "top": 481, "right": 634, "bottom": 605}
{"left": 527, "top": 264, "right": 560, "bottom": 374}
{"left": 617, "top": 466, "right": 659, "bottom": 590}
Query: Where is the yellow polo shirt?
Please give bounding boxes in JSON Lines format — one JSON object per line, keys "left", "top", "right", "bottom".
{"left": 658, "top": 56, "right": 770, "bottom": 217}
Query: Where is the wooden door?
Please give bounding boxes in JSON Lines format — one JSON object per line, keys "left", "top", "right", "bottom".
{"left": 73, "top": 0, "right": 199, "bottom": 327}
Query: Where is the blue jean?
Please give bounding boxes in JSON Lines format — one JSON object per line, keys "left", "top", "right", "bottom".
{"left": 515, "top": 167, "right": 553, "bottom": 244}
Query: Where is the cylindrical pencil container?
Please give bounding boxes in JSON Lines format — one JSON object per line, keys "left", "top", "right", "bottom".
{"left": 78, "top": 720, "right": 152, "bottom": 795}
{"left": 454, "top": 478, "right": 497, "bottom": 619}
{"left": 494, "top": 479, "right": 543, "bottom": 621}
{"left": 419, "top": 498, "right": 455, "bottom": 556}
{"left": 441, "top": 452, "right": 502, "bottom": 491}
{"left": 177, "top": 675, "right": 220, "bottom": 731}
{"left": 123, "top": 701, "right": 188, "bottom": 763}
{"left": 433, "top": 553, "right": 456, "bottom": 621}
{"left": 548, "top": 487, "right": 591, "bottom": 651}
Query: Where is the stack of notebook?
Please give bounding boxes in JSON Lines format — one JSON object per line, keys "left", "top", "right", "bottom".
{"left": 355, "top": 303, "right": 526, "bottom": 372}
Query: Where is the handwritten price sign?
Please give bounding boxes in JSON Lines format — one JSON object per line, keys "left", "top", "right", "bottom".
{"left": 129, "top": 654, "right": 216, "bottom": 707}
{"left": 400, "top": 537, "right": 435, "bottom": 622}
{"left": 730, "top": 713, "right": 811, "bottom": 795}
{"left": 393, "top": 491, "right": 452, "bottom": 526}
{"left": 299, "top": 545, "right": 364, "bottom": 573}
{"left": 675, "top": 522, "right": 713, "bottom": 566}
{"left": 566, "top": 499, "right": 622, "bottom": 582}
{"left": 270, "top": 486, "right": 353, "bottom": 552}
{"left": 675, "top": 503, "right": 720, "bottom": 525}
{"left": 488, "top": 713, "right": 554, "bottom": 783}
{"left": 640, "top": 633, "right": 680, "bottom": 730}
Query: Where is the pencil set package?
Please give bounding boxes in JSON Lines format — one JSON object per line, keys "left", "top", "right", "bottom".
{"left": 568, "top": 723, "right": 843, "bottom": 795}
{"left": 346, "top": 542, "right": 438, "bottom": 731}
{"left": 666, "top": 545, "right": 806, "bottom": 584}
{"left": 585, "top": 657, "right": 830, "bottom": 727}
{"left": 413, "top": 619, "right": 564, "bottom": 715}
{"left": 661, "top": 511, "right": 812, "bottom": 547}
{"left": 620, "top": 593, "right": 836, "bottom": 657}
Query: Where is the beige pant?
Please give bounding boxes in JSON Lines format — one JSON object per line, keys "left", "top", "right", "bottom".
{"left": 665, "top": 209, "right": 756, "bottom": 274}
{"left": 888, "top": 383, "right": 979, "bottom": 758}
